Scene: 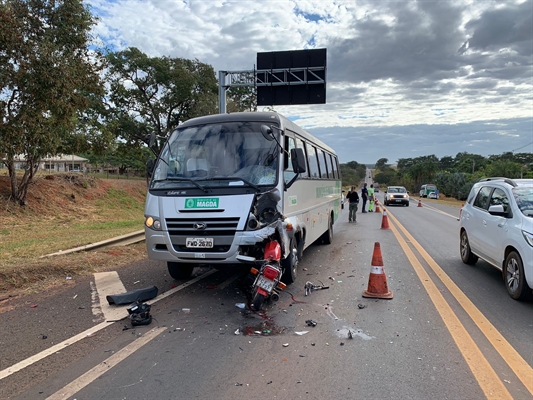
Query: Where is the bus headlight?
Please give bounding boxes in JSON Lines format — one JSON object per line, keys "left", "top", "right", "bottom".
{"left": 145, "top": 216, "right": 161, "bottom": 230}
{"left": 246, "top": 213, "right": 259, "bottom": 230}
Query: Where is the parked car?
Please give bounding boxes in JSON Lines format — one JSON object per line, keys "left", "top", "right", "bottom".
{"left": 384, "top": 186, "right": 410, "bottom": 206}
{"left": 428, "top": 191, "right": 439, "bottom": 199}
{"left": 459, "top": 178, "right": 533, "bottom": 300}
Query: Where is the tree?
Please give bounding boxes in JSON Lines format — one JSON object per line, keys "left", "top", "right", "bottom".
{"left": 0, "top": 0, "right": 103, "bottom": 205}
{"left": 103, "top": 47, "right": 218, "bottom": 155}
{"left": 375, "top": 158, "right": 388, "bottom": 170}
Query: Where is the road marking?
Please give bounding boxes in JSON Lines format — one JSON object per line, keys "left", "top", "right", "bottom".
{"left": 387, "top": 210, "right": 532, "bottom": 398}
{"left": 387, "top": 210, "right": 533, "bottom": 397}
{"left": 94, "top": 272, "right": 128, "bottom": 321}
{"left": 45, "top": 327, "right": 166, "bottom": 400}
{"left": 217, "top": 273, "right": 243, "bottom": 290}
{"left": 0, "top": 269, "right": 216, "bottom": 381}
{"left": 416, "top": 202, "right": 459, "bottom": 219}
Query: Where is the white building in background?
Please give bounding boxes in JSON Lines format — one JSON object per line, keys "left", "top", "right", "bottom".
{"left": 1, "top": 154, "right": 89, "bottom": 172}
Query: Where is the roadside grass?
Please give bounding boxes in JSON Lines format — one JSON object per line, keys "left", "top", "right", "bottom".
{"left": 0, "top": 173, "right": 148, "bottom": 295}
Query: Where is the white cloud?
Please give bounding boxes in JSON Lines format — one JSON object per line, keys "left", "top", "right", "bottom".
{"left": 87, "top": 0, "right": 533, "bottom": 163}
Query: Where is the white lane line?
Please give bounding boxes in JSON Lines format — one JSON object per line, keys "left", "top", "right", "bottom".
{"left": 94, "top": 272, "right": 129, "bottom": 322}
{"left": 413, "top": 201, "right": 459, "bottom": 219}
{"left": 45, "top": 327, "right": 166, "bottom": 400}
{"left": 0, "top": 269, "right": 217, "bottom": 381}
{"left": 217, "top": 273, "right": 242, "bottom": 290}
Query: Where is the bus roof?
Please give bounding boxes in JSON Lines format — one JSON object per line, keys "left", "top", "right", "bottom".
{"left": 178, "top": 112, "right": 337, "bottom": 155}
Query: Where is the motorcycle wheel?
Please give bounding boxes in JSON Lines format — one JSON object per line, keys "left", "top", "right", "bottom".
{"left": 251, "top": 292, "right": 266, "bottom": 311}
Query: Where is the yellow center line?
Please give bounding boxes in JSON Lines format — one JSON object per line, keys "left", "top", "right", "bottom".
{"left": 384, "top": 212, "right": 513, "bottom": 399}
{"left": 386, "top": 210, "right": 533, "bottom": 396}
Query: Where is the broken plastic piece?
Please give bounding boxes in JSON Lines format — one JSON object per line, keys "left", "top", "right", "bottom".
{"left": 305, "top": 320, "right": 317, "bottom": 327}
{"left": 295, "top": 331, "right": 309, "bottom": 335}
{"left": 106, "top": 285, "right": 158, "bottom": 305}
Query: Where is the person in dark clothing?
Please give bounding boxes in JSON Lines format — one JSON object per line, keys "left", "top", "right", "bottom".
{"left": 347, "top": 186, "right": 360, "bottom": 222}
{"left": 361, "top": 183, "right": 368, "bottom": 213}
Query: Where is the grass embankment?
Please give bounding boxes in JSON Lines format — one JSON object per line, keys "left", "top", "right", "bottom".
{"left": 0, "top": 173, "right": 148, "bottom": 295}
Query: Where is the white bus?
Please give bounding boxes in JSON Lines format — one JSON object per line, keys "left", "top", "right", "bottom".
{"left": 144, "top": 112, "right": 342, "bottom": 282}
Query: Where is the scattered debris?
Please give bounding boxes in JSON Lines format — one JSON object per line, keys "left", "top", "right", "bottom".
{"left": 305, "top": 319, "right": 317, "bottom": 327}
{"left": 72, "top": 294, "right": 78, "bottom": 299}
{"left": 122, "top": 325, "right": 131, "bottom": 331}
{"left": 358, "top": 303, "right": 366, "bottom": 309}
{"left": 78, "top": 306, "right": 85, "bottom": 309}
{"left": 299, "top": 354, "right": 307, "bottom": 357}
{"left": 133, "top": 280, "right": 140, "bottom": 285}
{"left": 182, "top": 308, "right": 191, "bottom": 313}
{"left": 66, "top": 276, "right": 72, "bottom": 280}
{"left": 235, "top": 303, "right": 246, "bottom": 309}
{"left": 267, "top": 381, "right": 273, "bottom": 384}
{"left": 235, "top": 383, "right": 243, "bottom": 386}
{"left": 107, "top": 286, "right": 158, "bottom": 305}
{"left": 41, "top": 335, "right": 47, "bottom": 340}
{"left": 348, "top": 330, "right": 353, "bottom": 339}
{"left": 30, "top": 304, "right": 38, "bottom": 308}
{"left": 304, "top": 281, "right": 329, "bottom": 296}
{"left": 283, "top": 343, "right": 289, "bottom": 347}
{"left": 340, "top": 342, "right": 344, "bottom": 346}
{"left": 235, "top": 329, "right": 241, "bottom": 335}
{"left": 127, "top": 300, "right": 152, "bottom": 326}
{"left": 295, "top": 331, "right": 309, "bottom": 335}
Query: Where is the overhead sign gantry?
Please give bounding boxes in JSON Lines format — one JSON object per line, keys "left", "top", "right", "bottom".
{"left": 218, "top": 48, "right": 327, "bottom": 113}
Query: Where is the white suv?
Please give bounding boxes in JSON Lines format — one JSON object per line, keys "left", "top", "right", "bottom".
{"left": 459, "top": 178, "right": 533, "bottom": 300}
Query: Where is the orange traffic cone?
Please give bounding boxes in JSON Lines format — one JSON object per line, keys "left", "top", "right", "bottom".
{"left": 381, "top": 210, "right": 390, "bottom": 230}
{"left": 418, "top": 199, "right": 422, "bottom": 207}
{"left": 363, "top": 242, "right": 393, "bottom": 299}
{"left": 375, "top": 200, "right": 381, "bottom": 213}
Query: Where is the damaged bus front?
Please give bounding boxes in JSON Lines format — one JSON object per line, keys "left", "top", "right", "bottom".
{"left": 144, "top": 112, "right": 341, "bottom": 285}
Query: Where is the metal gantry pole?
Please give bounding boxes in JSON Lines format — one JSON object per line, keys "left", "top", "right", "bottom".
{"left": 218, "top": 70, "right": 227, "bottom": 114}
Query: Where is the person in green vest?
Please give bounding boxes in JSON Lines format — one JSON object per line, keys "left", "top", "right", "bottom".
{"left": 368, "top": 184, "right": 375, "bottom": 212}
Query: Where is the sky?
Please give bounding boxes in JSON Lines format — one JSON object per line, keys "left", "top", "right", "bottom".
{"left": 86, "top": 0, "right": 533, "bottom": 164}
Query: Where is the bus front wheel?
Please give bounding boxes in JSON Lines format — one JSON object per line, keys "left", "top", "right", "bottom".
{"left": 167, "top": 262, "right": 195, "bottom": 280}
{"left": 321, "top": 215, "right": 333, "bottom": 245}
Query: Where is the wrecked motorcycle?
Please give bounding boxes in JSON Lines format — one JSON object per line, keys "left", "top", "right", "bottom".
{"left": 236, "top": 188, "right": 299, "bottom": 311}
{"left": 248, "top": 240, "right": 286, "bottom": 311}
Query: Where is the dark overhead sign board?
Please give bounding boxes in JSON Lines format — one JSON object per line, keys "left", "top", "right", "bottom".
{"left": 256, "top": 48, "right": 327, "bottom": 106}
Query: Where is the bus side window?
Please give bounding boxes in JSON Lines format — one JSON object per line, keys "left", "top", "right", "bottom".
{"left": 327, "top": 154, "right": 336, "bottom": 179}
{"left": 319, "top": 150, "right": 329, "bottom": 178}
{"left": 305, "top": 144, "right": 320, "bottom": 178}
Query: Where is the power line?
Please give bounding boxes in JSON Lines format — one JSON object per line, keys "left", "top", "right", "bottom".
{"left": 511, "top": 141, "right": 533, "bottom": 152}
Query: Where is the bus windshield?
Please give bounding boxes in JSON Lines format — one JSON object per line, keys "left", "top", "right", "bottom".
{"left": 150, "top": 121, "right": 280, "bottom": 189}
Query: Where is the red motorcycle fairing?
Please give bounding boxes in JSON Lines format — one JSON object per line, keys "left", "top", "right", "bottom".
{"left": 263, "top": 240, "right": 281, "bottom": 261}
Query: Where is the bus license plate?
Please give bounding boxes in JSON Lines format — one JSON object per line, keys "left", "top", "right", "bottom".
{"left": 186, "top": 238, "right": 214, "bottom": 248}
{"left": 257, "top": 276, "right": 275, "bottom": 292}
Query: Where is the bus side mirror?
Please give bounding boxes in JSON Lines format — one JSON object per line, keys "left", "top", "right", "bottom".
{"left": 146, "top": 159, "right": 155, "bottom": 176}
{"left": 290, "top": 148, "right": 307, "bottom": 173}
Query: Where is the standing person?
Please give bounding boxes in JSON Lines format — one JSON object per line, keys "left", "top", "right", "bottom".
{"left": 368, "top": 184, "right": 375, "bottom": 212}
{"left": 347, "top": 186, "right": 360, "bottom": 222}
{"left": 361, "top": 183, "right": 368, "bottom": 213}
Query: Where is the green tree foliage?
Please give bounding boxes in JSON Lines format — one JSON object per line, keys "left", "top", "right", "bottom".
{"left": 375, "top": 157, "right": 388, "bottom": 170}
{"left": 397, "top": 155, "right": 439, "bottom": 192}
{"left": 0, "top": 0, "right": 103, "bottom": 205}
{"left": 103, "top": 47, "right": 218, "bottom": 155}
{"left": 340, "top": 161, "right": 366, "bottom": 187}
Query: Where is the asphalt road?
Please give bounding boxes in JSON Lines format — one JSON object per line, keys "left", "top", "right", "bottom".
{"left": 1, "top": 194, "right": 533, "bottom": 400}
